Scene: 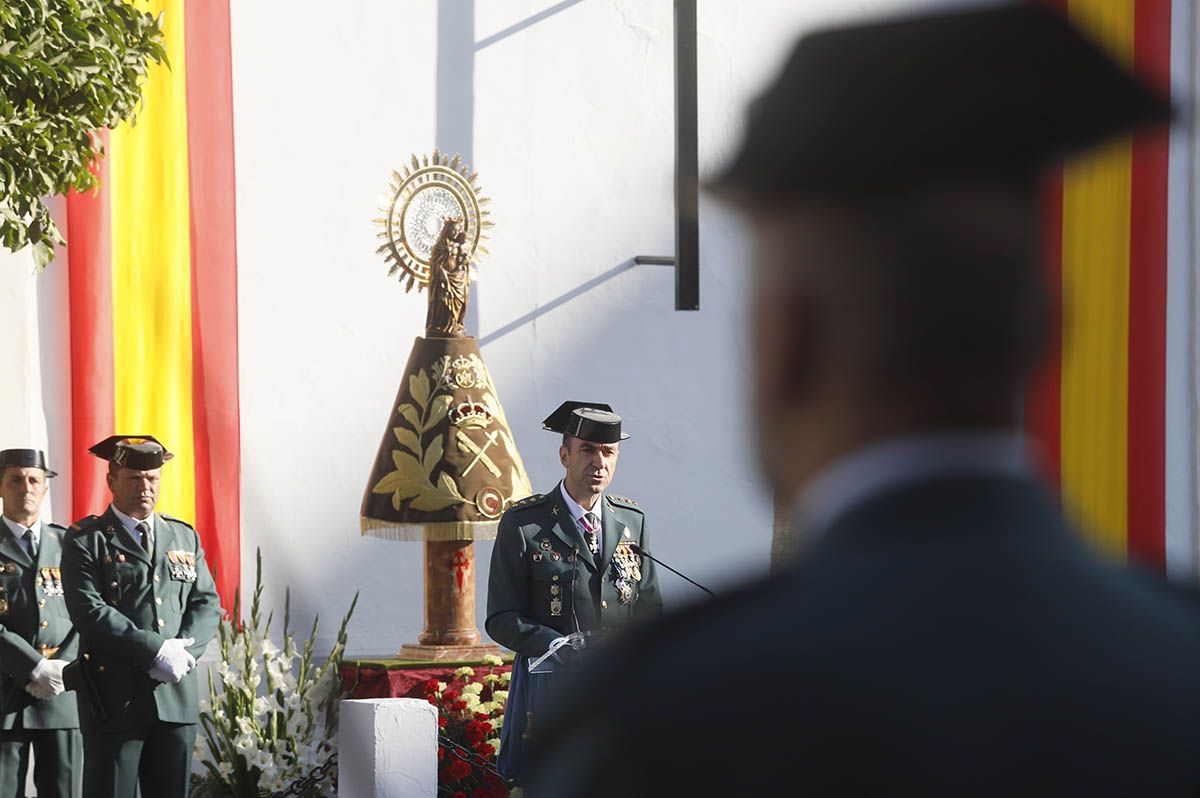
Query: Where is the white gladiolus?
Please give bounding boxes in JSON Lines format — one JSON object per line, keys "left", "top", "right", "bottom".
{"left": 194, "top": 550, "right": 355, "bottom": 797}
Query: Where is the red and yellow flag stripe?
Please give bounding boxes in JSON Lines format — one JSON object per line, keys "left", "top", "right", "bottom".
{"left": 1027, "top": 0, "right": 1171, "bottom": 570}
{"left": 64, "top": 0, "right": 240, "bottom": 608}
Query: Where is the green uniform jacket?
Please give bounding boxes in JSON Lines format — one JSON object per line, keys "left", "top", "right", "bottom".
{"left": 0, "top": 523, "right": 80, "bottom": 730}
{"left": 486, "top": 485, "right": 662, "bottom": 656}
{"left": 60, "top": 508, "right": 221, "bottom": 733}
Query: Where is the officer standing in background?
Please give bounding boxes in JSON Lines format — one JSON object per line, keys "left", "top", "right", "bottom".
{"left": 61, "top": 436, "right": 221, "bottom": 798}
{"left": 486, "top": 402, "right": 662, "bottom": 782}
{"left": 0, "top": 449, "right": 80, "bottom": 798}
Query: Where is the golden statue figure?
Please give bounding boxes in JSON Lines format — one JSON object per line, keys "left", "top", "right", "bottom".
{"left": 426, "top": 217, "right": 471, "bottom": 336}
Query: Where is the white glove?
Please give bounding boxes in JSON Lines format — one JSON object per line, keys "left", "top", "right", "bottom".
{"left": 151, "top": 637, "right": 196, "bottom": 683}
{"left": 148, "top": 662, "right": 177, "bottom": 683}
{"left": 25, "top": 658, "right": 67, "bottom": 699}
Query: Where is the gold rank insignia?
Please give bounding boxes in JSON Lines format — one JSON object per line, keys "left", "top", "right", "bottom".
{"left": 0, "top": 598, "right": 7, "bottom": 614}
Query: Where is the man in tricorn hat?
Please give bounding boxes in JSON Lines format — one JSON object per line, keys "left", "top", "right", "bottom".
{"left": 486, "top": 402, "right": 661, "bottom": 782}
{"left": 61, "top": 436, "right": 220, "bottom": 798}
{"left": 527, "top": 4, "right": 1200, "bottom": 795}
{"left": 0, "top": 449, "right": 80, "bottom": 798}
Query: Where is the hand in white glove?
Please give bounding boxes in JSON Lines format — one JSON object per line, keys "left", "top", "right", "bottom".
{"left": 24, "top": 680, "right": 54, "bottom": 700}
{"left": 148, "top": 662, "right": 177, "bottom": 683}
{"left": 151, "top": 637, "right": 196, "bottom": 682}
{"left": 25, "top": 658, "right": 67, "bottom": 699}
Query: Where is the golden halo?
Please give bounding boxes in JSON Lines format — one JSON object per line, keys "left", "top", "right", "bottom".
{"left": 374, "top": 149, "right": 492, "bottom": 292}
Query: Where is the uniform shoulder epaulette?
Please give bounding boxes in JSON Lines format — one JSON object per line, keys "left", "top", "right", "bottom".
{"left": 159, "top": 513, "right": 196, "bottom": 529}
{"left": 68, "top": 515, "right": 101, "bottom": 535}
{"left": 45, "top": 522, "right": 67, "bottom": 534}
{"left": 607, "top": 495, "right": 642, "bottom": 511}
{"left": 509, "top": 494, "right": 547, "bottom": 511}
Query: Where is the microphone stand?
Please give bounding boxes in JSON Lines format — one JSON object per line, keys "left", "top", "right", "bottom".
{"left": 629, "top": 544, "right": 715, "bottom": 598}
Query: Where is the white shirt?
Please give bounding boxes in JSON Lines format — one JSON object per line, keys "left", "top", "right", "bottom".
{"left": 110, "top": 504, "right": 156, "bottom": 550}
{"left": 560, "top": 481, "right": 603, "bottom": 552}
{"left": 798, "top": 432, "right": 1032, "bottom": 535}
{"left": 2, "top": 515, "right": 40, "bottom": 557}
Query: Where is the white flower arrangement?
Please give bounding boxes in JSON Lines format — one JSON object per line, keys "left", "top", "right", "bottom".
{"left": 192, "top": 549, "right": 357, "bottom": 798}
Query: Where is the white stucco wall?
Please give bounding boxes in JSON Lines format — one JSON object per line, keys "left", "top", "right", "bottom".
{"left": 226, "top": 0, "right": 977, "bottom": 655}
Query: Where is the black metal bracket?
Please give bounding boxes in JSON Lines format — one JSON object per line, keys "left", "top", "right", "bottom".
{"left": 635, "top": 0, "right": 699, "bottom": 311}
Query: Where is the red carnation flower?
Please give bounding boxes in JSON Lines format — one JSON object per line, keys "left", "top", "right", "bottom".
{"left": 446, "top": 758, "right": 472, "bottom": 782}
{"left": 454, "top": 792, "right": 467, "bottom": 798}
{"left": 473, "top": 787, "right": 491, "bottom": 798}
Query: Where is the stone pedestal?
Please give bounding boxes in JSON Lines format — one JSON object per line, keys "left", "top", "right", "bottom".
{"left": 399, "top": 540, "right": 500, "bottom": 660}
{"left": 339, "top": 698, "right": 438, "bottom": 798}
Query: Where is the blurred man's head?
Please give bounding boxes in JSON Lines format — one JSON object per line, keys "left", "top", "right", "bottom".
{"left": 748, "top": 177, "right": 1043, "bottom": 496}
{"left": 711, "top": 3, "right": 1171, "bottom": 498}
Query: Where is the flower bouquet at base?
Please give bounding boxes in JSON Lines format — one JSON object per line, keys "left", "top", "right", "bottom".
{"left": 426, "top": 658, "right": 512, "bottom": 798}
{"left": 191, "top": 548, "right": 358, "bottom": 798}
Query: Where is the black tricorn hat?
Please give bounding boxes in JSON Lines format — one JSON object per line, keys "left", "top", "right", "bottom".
{"left": 0, "top": 449, "right": 57, "bottom": 478}
{"left": 88, "top": 436, "right": 175, "bottom": 471}
{"left": 709, "top": 3, "right": 1173, "bottom": 201}
{"left": 543, "top": 401, "right": 630, "bottom": 443}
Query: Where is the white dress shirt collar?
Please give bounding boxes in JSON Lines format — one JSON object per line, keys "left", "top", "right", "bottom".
{"left": 2, "top": 515, "right": 41, "bottom": 553}
{"left": 559, "top": 481, "right": 603, "bottom": 527}
{"left": 110, "top": 504, "right": 155, "bottom": 540}
{"left": 798, "top": 432, "right": 1032, "bottom": 535}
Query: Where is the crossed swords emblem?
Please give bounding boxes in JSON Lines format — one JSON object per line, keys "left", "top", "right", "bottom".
{"left": 455, "top": 429, "right": 502, "bottom": 477}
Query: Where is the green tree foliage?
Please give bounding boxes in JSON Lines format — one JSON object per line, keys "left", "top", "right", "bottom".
{"left": 0, "top": 0, "right": 165, "bottom": 267}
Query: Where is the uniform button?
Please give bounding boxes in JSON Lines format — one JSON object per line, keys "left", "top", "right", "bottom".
{"left": 155, "top": 597, "right": 163, "bottom": 605}
{"left": 551, "top": 575, "right": 559, "bottom": 582}
{"left": 98, "top": 665, "right": 105, "bottom": 673}
{"left": 153, "top": 575, "right": 160, "bottom": 582}
{"left": 38, "top": 599, "right": 45, "bottom": 607}
{"left": 157, "top": 618, "right": 166, "bottom": 627}
{"left": 40, "top": 620, "right": 48, "bottom": 628}
{"left": 110, "top": 581, "right": 118, "bottom": 588}
{"left": 601, "top": 600, "right": 608, "bottom": 609}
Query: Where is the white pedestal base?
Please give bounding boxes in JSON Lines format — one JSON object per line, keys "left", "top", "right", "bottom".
{"left": 338, "top": 698, "right": 439, "bottom": 798}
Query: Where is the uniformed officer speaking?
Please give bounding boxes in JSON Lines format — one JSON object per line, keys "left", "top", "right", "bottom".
{"left": 486, "top": 402, "right": 662, "bottom": 781}
{"left": 0, "top": 449, "right": 80, "bottom": 798}
{"left": 61, "top": 436, "right": 221, "bottom": 798}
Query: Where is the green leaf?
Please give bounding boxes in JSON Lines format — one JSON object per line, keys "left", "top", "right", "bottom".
{"left": 392, "top": 426, "right": 420, "bottom": 454}
{"left": 439, "top": 470, "right": 465, "bottom": 500}
{"left": 409, "top": 489, "right": 465, "bottom": 512}
{"left": 422, "top": 434, "right": 444, "bottom": 476}
{"left": 409, "top": 370, "right": 430, "bottom": 409}
{"left": 398, "top": 403, "right": 420, "bottom": 430}
{"left": 424, "top": 394, "right": 453, "bottom": 432}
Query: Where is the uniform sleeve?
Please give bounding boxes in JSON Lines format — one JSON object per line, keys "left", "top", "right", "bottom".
{"left": 0, "top": 623, "right": 43, "bottom": 681}
{"left": 485, "top": 513, "right": 561, "bottom": 656}
{"left": 60, "top": 530, "right": 165, "bottom": 670}
{"left": 177, "top": 528, "right": 222, "bottom": 658}
{"left": 635, "top": 516, "right": 663, "bottom": 620}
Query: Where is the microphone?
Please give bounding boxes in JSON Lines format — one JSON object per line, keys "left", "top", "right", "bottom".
{"left": 628, "top": 544, "right": 715, "bottom": 598}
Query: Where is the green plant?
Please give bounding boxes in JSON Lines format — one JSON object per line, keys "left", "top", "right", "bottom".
{"left": 193, "top": 549, "right": 358, "bottom": 798}
{"left": 0, "top": 0, "right": 165, "bottom": 267}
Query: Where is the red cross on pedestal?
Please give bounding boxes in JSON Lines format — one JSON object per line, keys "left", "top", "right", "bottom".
{"left": 452, "top": 550, "right": 471, "bottom": 593}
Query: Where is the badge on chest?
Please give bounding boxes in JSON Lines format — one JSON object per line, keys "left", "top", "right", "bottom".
{"left": 39, "top": 567, "right": 64, "bottom": 597}
{"left": 612, "top": 540, "right": 643, "bottom": 605}
{"left": 166, "top": 550, "right": 198, "bottom": 582}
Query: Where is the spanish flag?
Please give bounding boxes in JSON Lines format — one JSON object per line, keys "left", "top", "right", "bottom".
{"left": 1027, "top": 0, "right": 1188, "bottom": 575}
{"left": 62, "top": 0, "right": 240, "bottom": 609}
